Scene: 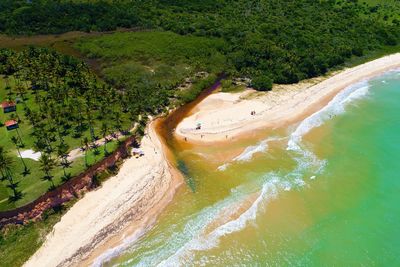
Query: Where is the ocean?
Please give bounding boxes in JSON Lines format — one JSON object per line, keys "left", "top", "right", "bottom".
{"left": 98, "top": 69, "right": 400, "bottom": 266}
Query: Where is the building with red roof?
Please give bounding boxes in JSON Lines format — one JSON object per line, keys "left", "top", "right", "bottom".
{"left": 4, "top": 120, "right": 19, "bottom": 130}
{"left": 1, "top": 101, "right": 17, "bottom": 113}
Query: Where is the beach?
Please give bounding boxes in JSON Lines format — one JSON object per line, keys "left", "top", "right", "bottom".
{"left": 22, "top": 53, "right": 400, "bottom": 267}
{"left": 176, "top": 53, "right": 400, "bottom": 143}
{"left": 103, "top": 66, "right": 400, "bottom": 266}
{"left": 23, "top": 121, "right": 183, "bottom": 267}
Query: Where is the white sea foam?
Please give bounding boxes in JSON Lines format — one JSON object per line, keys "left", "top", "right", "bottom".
{"left": 291, "top": 146, "right": 327, "bottom": 177}
{"left": 217, "top": 163, "right": 230, "bottom": 171}
{"left": 208, "top": 177, "right": 279, "bottom": 237}
{"left": 94, "top": 161, "right": 313, "bottom": 267}
{"left": 96, "top": 72, "right": 398, "bottom": 266}
{"left": 232, "top": 139, "right": 269, "bottom": 162}
{"left": 91, "top": 218, "right": 156, "bottom": 267}
{"left": 156, "top": 177, "right": 281, "bottom": 267}
{"left": 131, "top": 138, "right": 326, "bottom": 267}
{"left": 129, "top": 190, "right": 246, "bottom": 267}
{"left": 119, "top": 106, "right": 329, "bottom": 267}
{"left": 205, "top": 147, "right": 326, "bottom": 250}
{"left": 287, "top": 81, "right": 370, "bottom": 151}
{"left": 210, "top": 146, "right": 324, "bottom": 245}
{"left": 154, "top": 145, "right": 326, "bottom": 266}
{"left": 121, "top": 79, "right": 377, "bottom": 266}
{"left": 217, "top": 137, "right": 282, "bottom": 171}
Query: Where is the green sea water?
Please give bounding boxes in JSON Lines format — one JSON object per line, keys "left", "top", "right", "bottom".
{"left": 98, "top": 70, "right": 400, "bottom": 266}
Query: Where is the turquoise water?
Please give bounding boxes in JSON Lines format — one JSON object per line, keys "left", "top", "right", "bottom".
{"left": 98, "top": 70, "right": 400, "bottom": 266}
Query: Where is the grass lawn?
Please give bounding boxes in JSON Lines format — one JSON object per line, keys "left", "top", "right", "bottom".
{"left": 0, "top": 202, "right": 72, "bottom": 267}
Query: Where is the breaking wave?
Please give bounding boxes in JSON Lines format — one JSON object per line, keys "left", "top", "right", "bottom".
{"left": 217, "top": 137, "right": 282, "bottom": 171}
{"left": 233, "top": 139, "right": 270, "bottom": 162}
{"left": 98, "top": 76, "right": 379, "bottom": 267}
{"left": 288, "top": 81, "right": 370, "bottom": 151}
{"left": 92, "top": 227, "right": 150, "bottom": 267}
{"left": 156, "top": 178, "right": 280, "bottom": 267}
{"left": 133, "top": 144, "right": 326, "bottom": 266}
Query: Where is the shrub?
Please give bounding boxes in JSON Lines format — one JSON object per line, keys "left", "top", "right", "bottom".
{"left": 251, "top": 75, "right": 273, "bottom": 91}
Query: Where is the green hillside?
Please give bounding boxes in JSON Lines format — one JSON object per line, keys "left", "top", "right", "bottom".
{"left": 1, "top": 0, "right": 399, "bottom": 89}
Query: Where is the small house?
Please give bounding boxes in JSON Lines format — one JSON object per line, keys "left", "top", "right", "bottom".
{"left": 1, "top": 101, "right": 16, "bottom": 113}
{"left": 5, "top": 120, "right": 19, "bottom": 131}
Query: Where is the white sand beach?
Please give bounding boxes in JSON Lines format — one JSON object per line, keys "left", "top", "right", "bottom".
{"left": 176, "top": 53, "right": 400, "bottom": 143}
{"left": 22, "top": 53, "right": 400, "bottom": 267}
{"left": 24, "top": 122, "right": 182, "bottom": 267}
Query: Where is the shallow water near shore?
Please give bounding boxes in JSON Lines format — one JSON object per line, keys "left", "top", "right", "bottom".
{"left": 99, "top": 70, "right": 400, "bottom": 266}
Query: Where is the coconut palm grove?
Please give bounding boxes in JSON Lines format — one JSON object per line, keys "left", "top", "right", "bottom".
{"left": 0, "top": 0, "right": 400, "bottom": 266}
{"left": 0, "top": 47, "right": 133, "bottom": 208}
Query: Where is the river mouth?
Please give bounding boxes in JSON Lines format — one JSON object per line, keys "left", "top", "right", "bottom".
{"left": 155, "top": 77, "right": 224, "bottom": 162}
{"left": 100, "top": 70, "right": 400, "bottom": 266}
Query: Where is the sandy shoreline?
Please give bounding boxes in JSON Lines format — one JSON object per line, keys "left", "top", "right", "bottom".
{"left": 23, "top": 53, "right": 400, "bottom": 267}
{"left": 24, "top": 121, "right": 183, "bottom": 267}
{"left": 176, "top": 53, "right": 400, "bottom": 143}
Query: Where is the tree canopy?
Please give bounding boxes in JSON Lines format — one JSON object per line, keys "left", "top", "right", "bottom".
{"left": 0, "top": 0, "right": 399, "bottom": 86}
{"left": 0, "top": 47, "right": 131, "bottom": 209}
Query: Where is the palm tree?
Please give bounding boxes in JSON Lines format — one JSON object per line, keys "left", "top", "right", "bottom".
{"left": 41, "top": 129, "right": 54, "bottom": 154}
{"left": 74, "top": 98, "right": 85, "bottom": 135}
{"left": 5, "top": 76, "right": 13, "bottom": 100}
{"left": 15, "top": 79, "right": 28, "bottom": 102}
{"left": 57, "top": 142, "right": 71, "bottom": 181}
{"left": 10, "top": 136, "right": 30, "bottom": 176}
{"left": 0, "top": 146, "right": 12, "bottom": 182}
{"left": 84, "top": 98, "right": 97, "bottom": 142}
{"left": 39, "top": 153, "right": 57, "bottom": 190}
{"left": 0, "top": 146, "right": 22, "bottom": 201}
{"left": 32, "top": 136, "right": 47, "bottom": 152}
{"left": 101, "top": 122, "right": 109, "bottom": 156}
{"left": 25, "top": 108, "right": 40, "bottom": 127}
{"left": 12, "top": 121, "right": 25, "bottom": 147}
{"left": 113, "top": 111, "right": 123, "bottom": 132}
{"left": 82, "top": 137, "right": 90, "bottom": 167}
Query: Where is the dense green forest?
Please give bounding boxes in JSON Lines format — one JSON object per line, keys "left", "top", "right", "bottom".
{"left": 75, "top": 31, "right": 226, "bottom": 105}
{"left": 1, "top": 0, "right": 399, "bottom": 89}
